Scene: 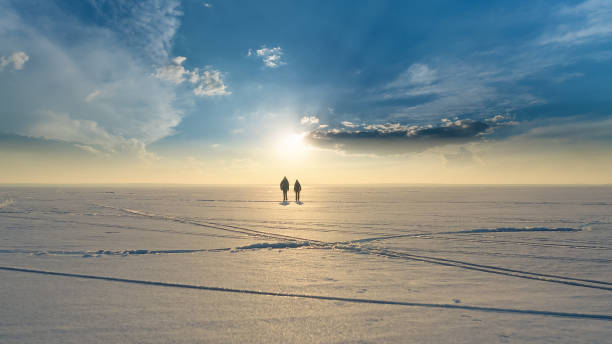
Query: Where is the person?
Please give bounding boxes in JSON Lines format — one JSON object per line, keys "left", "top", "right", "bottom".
{"left": 280, "top": 176, "right": 289, "bottom": 202}
{"left": 294, "top": 179, "right": 302, "bottom": 202}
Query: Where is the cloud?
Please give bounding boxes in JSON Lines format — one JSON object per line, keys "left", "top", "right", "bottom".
{"left": 341, "top": 121, "right": 359, "bottom": 128}
{"left": 388, "top": 63, "right": 437, "bottom": 87}
{"left": 74, "top": 144, "right": 108, "bottom": 157}
{"left": 249, "top": 46, "right": 285, "bottom": 68}
{"left": 377, "top": 0, "right": 612, "bottom": 123}
{"left": 0, "top": 51, "right": 29, "bottom": 71}
{"left": 22, "top": 111, "right": 163, "bottom": 161}
{"left": 84, "top": 90, "right": 102, "bottom": 103}
{"left": 443, "top": 147, "right": 477, "bottom": 166}
{"left": 203, "top": 2, "right": 212, "bottom": 8}
{"left": 192, "top": 69, "right": 231, "bottom": 96}
{"left": 540, "top": 0, "right": 612, "bottom": 46}
{"left": 87, "top": 0, "right": 182, "bottom": 64}
{"left": 381, "top": 62, "right": 544, "bottom": 121}
{"left": 154, "top": 56, "right": 231, "bottom": 96}
{"left": 154, "top": 56, "right": 189, "bottom": 84}
{"left": 300, "top": 116, "right": 319, "bottom": 125}
{"left": 25, "top": 111, "right": 119, "bottom": 147}
{"left": 519, "top": 115, "right": 612, "bottom": 142}
{"left": 485, "top": 115, "right": 504, "bottom": 123}
{"left": 305, "top": 117, "right": 510, "bottom": 155}
{"left": 0, "top": 1, "right": 183, "bottom": 152}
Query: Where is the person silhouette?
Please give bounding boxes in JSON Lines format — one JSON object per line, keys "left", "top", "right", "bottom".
{"left": 280, "top": 176, "right": 289, "bottom": 202}
{"left": 294, "top": 179, "right": 302, "bottom": 202}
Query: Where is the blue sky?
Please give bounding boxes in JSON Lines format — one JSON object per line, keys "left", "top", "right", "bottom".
{"left": 1, "top": 0, "right": 611, "bottom": 183}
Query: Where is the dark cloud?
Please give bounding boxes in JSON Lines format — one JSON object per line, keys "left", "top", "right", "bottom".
{"left": 305, "top": 118, "right": 496, "bottom": 155}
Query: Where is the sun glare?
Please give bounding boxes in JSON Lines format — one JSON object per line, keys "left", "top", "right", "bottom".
{"left": 275, "top": 132, "right": 309, "bottom": 161}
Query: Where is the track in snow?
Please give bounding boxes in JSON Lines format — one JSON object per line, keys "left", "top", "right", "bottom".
{"left": 1, "top": 266, "right": 610, "bottom": 321}
{"left": 109, "top": 205, "right": 612, "bottom": 291}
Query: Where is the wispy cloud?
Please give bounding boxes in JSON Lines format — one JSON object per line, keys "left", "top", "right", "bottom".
{"left": 155, "top": 56, "right": 231, "bottom": 96}
{"left": 443, "top": 146, "right": 478, "bottom": 167}
{"left": 26, "top": 111, "right": 119, "bottom": 148}
{"left": 88, "top": 0, "right": 182, "bottom": 63}
{"left": 74, "top": 143, "right": 109, "bottom": 157}
{"left": 84, "top": 90, "right": 102, "bottom": 103}
{"left": 388, "top": 63, "right": 437, "bottom": 88}
{"left": 0, "top": 1, "right": 183, "bottom": 153}
{"left": 381, "top": 61, "right": 544, "bottom": 121}
{"left": 519, "top": 115, "right": 612, "bottom": 142}
{"left": 341, "top": 121, "right": 359, "bottom": 128}
{"left": 372, "top": 0, "right": 612, "bottom": 124}
{"left": 540, "top": 0, "right": 612, "bottom": 46}
{"left": 248, "top": 46, "right": 285, "bottom": 68}
{"left": 22, "top": 110, "right": 159, "bottom": 160}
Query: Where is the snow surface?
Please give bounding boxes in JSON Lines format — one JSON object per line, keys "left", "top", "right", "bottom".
{"left": 0, "top": 185, "right": 611, "bottom": 343}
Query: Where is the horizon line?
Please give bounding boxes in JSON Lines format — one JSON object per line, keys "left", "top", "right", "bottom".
{"left": 1, "top": 182, "right": 611, "bottom": 187}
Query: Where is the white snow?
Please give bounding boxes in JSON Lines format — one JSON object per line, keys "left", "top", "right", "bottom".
{"left": 0, "top": 198, "right": 15, "bottom": 208}
{"left": 0, "top": 185, "right": 611, "bottom": 343}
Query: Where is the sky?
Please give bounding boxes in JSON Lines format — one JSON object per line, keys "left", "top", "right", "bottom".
{"left": 1, "top": 0, "right": 611, "bottom": 184}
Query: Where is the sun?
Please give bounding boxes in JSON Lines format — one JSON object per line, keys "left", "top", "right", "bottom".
{"left": 283, "top": 133, "right": 305, "bottom": 150}
{"left": 275, "top": 132, "right": 309, "bottom": 160}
